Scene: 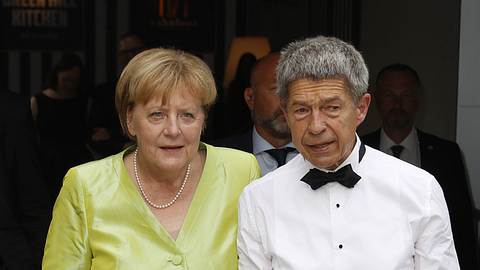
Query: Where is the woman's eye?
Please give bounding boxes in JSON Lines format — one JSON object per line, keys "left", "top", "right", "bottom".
{"left": 149, "top": 111, "right": 166, "bottom": 120}
{"left": 182, "top": 112, "right": 195, "bottom": 119}
{"left": 179, "top": 112, "right": 196, "bottom": 123}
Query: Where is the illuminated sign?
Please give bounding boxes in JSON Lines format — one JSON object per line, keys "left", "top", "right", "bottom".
{"left": 0, "top": 0, "right": 84, "bottom": 50}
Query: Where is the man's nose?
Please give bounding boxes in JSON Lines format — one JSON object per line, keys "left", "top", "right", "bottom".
{"left": 392, "top": 95, "right": 404, "bottom": 108}
{"left": 308, "top": 110, "right": 327, "bottom": 134}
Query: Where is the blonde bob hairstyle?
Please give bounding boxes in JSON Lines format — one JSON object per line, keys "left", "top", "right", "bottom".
{"left": 115, "top": 48, "right": 217, "bottom": 139}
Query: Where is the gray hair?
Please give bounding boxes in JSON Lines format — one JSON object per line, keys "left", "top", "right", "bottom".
{"left": 277, "top": 36, "right": 369, "bottom": 104}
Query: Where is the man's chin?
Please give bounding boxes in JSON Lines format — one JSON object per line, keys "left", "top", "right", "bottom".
{"left": 385, "top": 118, "right": 411, "bottom": 130}
{"left": 271, "top": 125, "right": 290, "bottom": 139}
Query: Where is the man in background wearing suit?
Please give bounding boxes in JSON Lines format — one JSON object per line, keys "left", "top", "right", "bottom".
{"left": 0, "top": 91, "right": 51, "bottom": 270}
{"left": 361, "top": 63, "right": 477, "bottom": 269}
{"left": 213, "top": 52, "right": 297, "bottom": 175}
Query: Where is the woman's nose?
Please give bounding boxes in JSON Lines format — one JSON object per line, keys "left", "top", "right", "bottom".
{"left": 163, "top": 115, "right": 181, "bottom": 136}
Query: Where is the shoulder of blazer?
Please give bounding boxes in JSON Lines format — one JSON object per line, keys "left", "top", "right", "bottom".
{"left": 416, "top": 129, "right": 460, "bottom": 155}
{"left": 208, "top": 129, "right": 253, "bottom": 153}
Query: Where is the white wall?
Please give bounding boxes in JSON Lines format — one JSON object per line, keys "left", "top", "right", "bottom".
{"left": 458, "top": 0, "right": 480, "bottom": 206}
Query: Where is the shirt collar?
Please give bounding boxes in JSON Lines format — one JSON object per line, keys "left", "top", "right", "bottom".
{"left": 380, "top": 127, "right": 417, "bottom": 154}
{"left": 252, "top": 126, "right": 296, "bottom": 155}
{"left": 304, "top": 133, "right": 362, "bottom": 173}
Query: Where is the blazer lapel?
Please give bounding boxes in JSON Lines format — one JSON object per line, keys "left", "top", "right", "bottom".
{"left": 417, "top": 129, "right": 436, "bottom": 173}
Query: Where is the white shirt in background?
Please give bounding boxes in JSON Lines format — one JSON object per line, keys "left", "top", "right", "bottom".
{"left": 252, "top": 127, "right": 297, "bottom": 176}
{"left": 380, "top": 127, "right": 421, "bottom": 167}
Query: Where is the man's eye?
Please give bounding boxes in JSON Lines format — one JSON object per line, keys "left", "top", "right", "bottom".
{"left": 327, "top": 105, "right": 340, "bottom": 111}
{"left": 295, "top": 107, "right": 309, "bottom": 114}
{"left": 293, "top": 107, "right": 310, "bottom": 119}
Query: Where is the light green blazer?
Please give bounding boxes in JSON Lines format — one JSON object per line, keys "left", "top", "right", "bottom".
{"left": 43, "top": 143, "right": 261, "bottom": 269}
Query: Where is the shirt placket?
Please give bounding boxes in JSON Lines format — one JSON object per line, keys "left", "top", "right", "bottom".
{"left": 329, "top": 185, "right": 347, "bottom": 269}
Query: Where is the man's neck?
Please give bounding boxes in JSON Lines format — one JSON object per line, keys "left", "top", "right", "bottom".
{"left": 383, "top": 126, "right": 413, "bottom": 144}
{"left": 255, "top": 126, "right": 291, "bottom": 149}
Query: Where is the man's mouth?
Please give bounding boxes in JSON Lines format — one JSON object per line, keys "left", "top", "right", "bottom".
{"left": 307, "top": 141, "right": 334, "bottom": 152}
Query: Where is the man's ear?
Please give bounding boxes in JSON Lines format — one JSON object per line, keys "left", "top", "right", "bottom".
{"left": 244, "top": 87, "right": 254, "bottom": 110}
{"left": 356, "top": 93, "right": 371, "bottom": 126}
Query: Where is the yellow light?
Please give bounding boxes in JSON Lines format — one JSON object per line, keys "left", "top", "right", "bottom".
{"left": 223, "top": 36, "right": 270, "bottom": 89}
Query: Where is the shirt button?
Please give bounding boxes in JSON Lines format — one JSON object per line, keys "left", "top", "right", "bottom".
{"left": 169, "top": 255, "right": 183, "bottom": 265}
{"left": 336, "top": 203, "right": 340, "bottom": 208}
{"left": 339, "top": 244, "right": 343, "bottom": 249}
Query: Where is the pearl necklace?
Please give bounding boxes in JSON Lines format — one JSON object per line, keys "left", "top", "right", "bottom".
{"left": 133, "top": 149, "right": 191, "bottom": 209}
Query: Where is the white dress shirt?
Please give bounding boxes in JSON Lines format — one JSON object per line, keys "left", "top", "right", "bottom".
{"left": 238, "top": 135, "right": 459, "bottom": 270}
{"left": 252, "top": 127, "right": 298, "bottom": 176}
{"left": 380, "top": 128, "right": 421, "bottom": 167}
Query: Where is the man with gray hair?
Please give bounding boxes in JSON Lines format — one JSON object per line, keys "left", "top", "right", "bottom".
{"left": 237, "top": 36, "right": 459, "bottom": 269}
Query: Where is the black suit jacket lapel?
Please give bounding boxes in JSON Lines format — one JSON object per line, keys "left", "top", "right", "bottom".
{"left": 417, "top": 129, "right": 437, "bottom": 174}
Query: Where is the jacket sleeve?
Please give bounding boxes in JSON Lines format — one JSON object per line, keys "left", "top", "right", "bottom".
{"left": 42, "top": 168, "right": 92, "bottom": 270}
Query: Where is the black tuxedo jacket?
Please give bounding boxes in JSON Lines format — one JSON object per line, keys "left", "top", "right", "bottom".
{"left": 0, "top": 91, "right": 50, "bottom": 270}
{"left": 209, "top": 130, "right": 253, "bottom": 153}
{"left": 362, "top": 129, "right": 477, "bottom": 268}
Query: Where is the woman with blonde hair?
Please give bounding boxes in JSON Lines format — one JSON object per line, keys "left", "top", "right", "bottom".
{"left": 43, "top": 48, "right": 261, "bottom": 269}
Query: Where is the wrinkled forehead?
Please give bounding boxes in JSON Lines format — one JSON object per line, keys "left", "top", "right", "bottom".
{"left": 286, "top": 76, "right": 352, "bottom": 96}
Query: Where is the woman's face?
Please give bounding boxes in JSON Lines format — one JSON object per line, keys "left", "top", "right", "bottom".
{"left": 57, "top": 67, "right": 81, "bottom": 93}
{"left": 127, "top": 88, "right": 205, "bottom": 173}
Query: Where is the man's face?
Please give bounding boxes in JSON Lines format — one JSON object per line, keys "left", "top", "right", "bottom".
{"left": 284, "top": 78, "right": 370, "bottom": 170}
{"left": 245, "top": 54, "right": 290, "bottom": 140}
{"left": 117, "top": 36, "right": 146, "bottom": 70}
{"left": 375, "top": 71, "right": 419, "bottom": 131}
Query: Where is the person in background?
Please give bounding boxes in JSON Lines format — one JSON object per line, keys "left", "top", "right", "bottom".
{"left": 361, "top": 63, "right": 477, "bottom": 269}
{"left": 0, "top": 91, "right": 50, "bottom": 270}
{"left": 237, "top": 36, "right": 459, "bottom": 269}
{"left": 31, "top": 52, "right": 92, "bottom": 203}
{"left": 220, "top": 52, "right": 257, "bottom": 137}
{"left": 88, "top": 33, "right": 147, "bottom": 158}
{"left": 43, "top": 48, "right": 261, "bottom": 269}
{"left": 213, "top": 52, "right": 297, "bottom": 175}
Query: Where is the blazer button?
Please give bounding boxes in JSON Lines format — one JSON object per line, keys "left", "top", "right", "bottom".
{"left": 169, "top": 255, "right": 183, "bottom": 265}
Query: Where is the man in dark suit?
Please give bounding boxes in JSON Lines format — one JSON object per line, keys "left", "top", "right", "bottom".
{"left": 0, "top": 91, "right": 51, "bottom": 269}
{"left": 213, "top": 52, "right": 297, "bottom": 175}
{"left": 361, "top": 63, "right": 477, "bottom": 269}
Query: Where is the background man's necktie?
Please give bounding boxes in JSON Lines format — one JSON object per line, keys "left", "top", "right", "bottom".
{"left": 390, "top": 145, "right": 404, "bottom": 158}
{"left": 264, "top": 147, "right": 295, "bottom": 166}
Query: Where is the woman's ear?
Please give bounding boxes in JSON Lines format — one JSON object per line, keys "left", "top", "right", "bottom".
{"left": 126, "top": 106, "right": 136, "bottom": 137}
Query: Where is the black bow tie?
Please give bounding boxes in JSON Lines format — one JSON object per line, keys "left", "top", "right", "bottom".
{"left": 300, "top": 164, "right": 361, "bottom": 189}
{"left": 300, "top": 142, "right": 366, "bottom": 190}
